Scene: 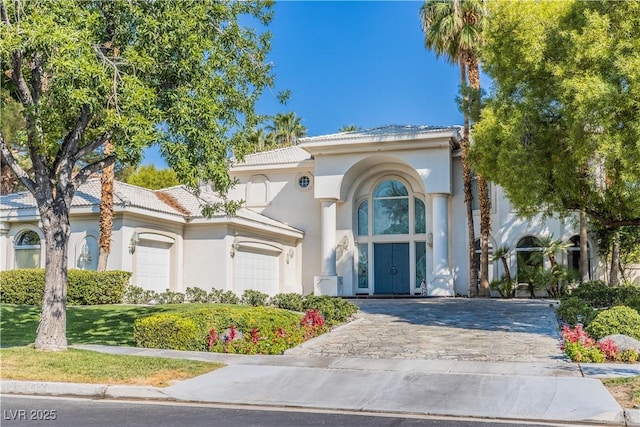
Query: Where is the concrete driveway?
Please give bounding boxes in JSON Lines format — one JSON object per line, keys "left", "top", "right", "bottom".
{"left": 286, "top": 298, "right": 566, "bottom": 362}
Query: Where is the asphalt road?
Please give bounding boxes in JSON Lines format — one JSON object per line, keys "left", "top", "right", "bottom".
{"left": 2, "top": 396, "right": 571, "bottom": 427}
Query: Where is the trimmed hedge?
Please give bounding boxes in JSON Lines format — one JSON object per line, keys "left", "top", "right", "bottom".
{"left": 569, "top": 281, "right": 640, "bottom": 308}
{"left": 0, "top": 269, "right": 131, "bottom": 305}
{"left": 302, "top": 295, "right": 358, "bottom": 326}
{"left": 134, "top": 305, "right": 316, "bottom": 354}
{"left": 586, "top": 306, "right": 640, "bottom": 341}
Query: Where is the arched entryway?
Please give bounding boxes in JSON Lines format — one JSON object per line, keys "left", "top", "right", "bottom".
{"left": 355, "top": 177, "right": 427, "bottom": 295}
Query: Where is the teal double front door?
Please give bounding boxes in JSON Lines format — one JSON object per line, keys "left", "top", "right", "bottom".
{"left": 373, "top": 243, "right": 410, "bottom": 295}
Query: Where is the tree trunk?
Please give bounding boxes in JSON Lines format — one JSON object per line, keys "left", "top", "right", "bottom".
{"left": 579, "top": 211, "right": 589, "bottom": 282}
{"left": 467, "top": 55, "right": 490, "bottom": 297}
{"left": 609, "top": 230, "right": 621, "bottom": 286}
{"left": 34, "top": 197, "right": 71, "bottom": 351}
{"left": 501, "top": 257, "right": 512, "bottom": 284}
{"left": 477, "top": 174, "right": 490, "bottom": 297}
{"left": 97, "top": 140, "right": 114, "bottom": 272}
{"left": 460, "top": 60, "right": 477, "bottom": 297}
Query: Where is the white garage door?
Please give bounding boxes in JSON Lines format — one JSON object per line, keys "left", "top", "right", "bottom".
{"left": 234, "top": 249, "right": 279, "bottom": 296}
{"left": 135, "top": 240, "right": 171, "bottom": 293}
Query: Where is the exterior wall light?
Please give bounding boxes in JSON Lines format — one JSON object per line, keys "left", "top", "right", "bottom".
{"left": 286, "top": 248, "right": 294, "bottom": 264}
{"left": 230, "top": 237, "right": 240, "bottom": 258}
{"left": 129, "top": 232, "right": 139, "bottom": 254}
{"left": 427, "top": 232, "right": 433, "bottom": 248}
{"left": 78, "top": 243, "right": 92, "bottom": 268}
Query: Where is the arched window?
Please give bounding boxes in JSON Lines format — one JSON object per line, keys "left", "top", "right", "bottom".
{"left": 414, "top": 198, "right": 425, "bottom": 234}
{"left": 357, "top": 200, "right": 368, "bottom": 236}
{"left": 373, "top": 180, "right": 409, "bottom": 235}
{"left": 15, "top": 230, "right": 41, "bottom": 269}
{"left": 567, "top": 235, "right": 591, "bottom": 279}
{"left": 516, "top": 236, "right": 542, "bottom": 282}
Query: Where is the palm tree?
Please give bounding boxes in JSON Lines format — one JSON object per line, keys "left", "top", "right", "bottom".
{"left": 420, "top": 0, "right": 487, "bottom": 296}
{"left": 491, "top": 245, "right": 512, "bottom": 284}
{"left": 247, "top": 127, "right": 275, "bottom": 153}
{"left": 268, "top": 112, "right": 307, "bottom": 146}
{"left": 538, "top": 235, "right": 571, "bottom": 297}
{"left": 97, "top": 139, "right": 114, "bottom": 271}
{"left": 339, "top": 124, "right": 359, "bottom": 133}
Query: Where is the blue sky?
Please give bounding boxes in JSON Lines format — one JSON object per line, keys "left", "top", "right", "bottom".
{"left": 143, "top": 1, "right": 467, "bottom": 167}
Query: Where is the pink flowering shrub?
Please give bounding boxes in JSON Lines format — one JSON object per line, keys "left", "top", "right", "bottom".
{"left": 561, "top": 325, "right": 618, "bottom": 363}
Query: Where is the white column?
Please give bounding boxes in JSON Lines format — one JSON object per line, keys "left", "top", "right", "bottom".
{"left": 432, "top": 194, "right": 450, "bottom": 274}
{"left": 315, "top": 199, "right": 340, "bottom": 296}
{"left": 429, "top": 193, "right": 454, "bottom": 296}
{"left": 320, "top": 199, "right": 337, "bottom": 276}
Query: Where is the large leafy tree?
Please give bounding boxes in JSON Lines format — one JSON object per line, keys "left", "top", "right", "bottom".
{"left": 420, "top": 0, "right": 489, "bottom": 296}
{"left": 125, "top": 165, "right": 180, "bottom": 190}
{"left": 0, "top": 0, "right": 277, "bottom": 350}
{"left": 472, "top": 0, "right": 640, "bottom": 284}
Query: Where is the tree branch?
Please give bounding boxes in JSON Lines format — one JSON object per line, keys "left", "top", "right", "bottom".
{"left": 72, "top": 155, "right": 116, "bottom": 189}
{"left": 1, "top": 0, "right": 10, "bottom": 26}
{"left": 0, "top": 133, "right": 36, "bottom": 194}
{"left": 30, "top": 52, "right": 44, "bottom": 105}
{"left": 74, "top": 132, "right": 110, "bottom": 161}
{"left": 12, "top": 50, "right": 34, "bottom": 108}
{"left": 53, "top": 105, "right": 90, "bottom": 173}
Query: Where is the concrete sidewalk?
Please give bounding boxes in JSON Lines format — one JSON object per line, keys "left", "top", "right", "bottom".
{"left": 3, "top": 344, "right": 639, "bottom": 426}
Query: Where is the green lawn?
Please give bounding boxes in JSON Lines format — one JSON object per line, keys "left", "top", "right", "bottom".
{"left": 0, "top": 303, "right": 213, "bottom": 347}
{"left": 0, "top": 347, "right": 222, "bottom": 387}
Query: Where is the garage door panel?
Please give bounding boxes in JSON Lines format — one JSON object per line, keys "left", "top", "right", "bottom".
{"left": 135, "top": 241, "right": 171, "bottom": 293}
{"left": 234, "top": 250, "right": 279, "bottom": 296}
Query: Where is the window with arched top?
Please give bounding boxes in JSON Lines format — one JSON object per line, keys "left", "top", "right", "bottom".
{"left": 373, "top": 180, "right": 409, "bottom": 235}
{"left": 516, "top": 236, "right": 543, "bottom": 282}
{"left": 15, "top": 230, "right": 41, "bottom": 269}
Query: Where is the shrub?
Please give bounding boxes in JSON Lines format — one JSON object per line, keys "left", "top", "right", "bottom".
{"left": 123, "top": 285, "right": 157, "bottom": 304}
{"left": 619, "top": 349, "right": 639, "bottom": 363}
{"left": 490, "top": 277, "right": 515, "bottom": 298}
{"left": 134, "top": 305, "right": 318, "bottom": 355}
{"left": 207, "top": 289, "right": 239, "bottom": 304}
{"left": 561, "top": 325, "right": 606, "bottom": 363}
{"left": 586, "top": 306, "right": 640, "bottom": 340}
{"left": 134, "top": 313, "right": 202, "bottom": 351}
{"left": 270, "top": 293, "right": 304, "bottom": 312}
{"left": 156, "top": 290, "right": 185, "bottom": 305}
{"left": 0, "top": 269, "right": 130, "bottom": 305}
{"left": 241, "top": 289, "right": 269, "bottom": 306}
{"left": 302, "top": 295, "right": 358, "bottom": 326}
{"left": 563, "top": 341, "right": 606, "bottom": 363}
{"left": 219, "top": 290, "right": 239, "bottom": 304}
{"left": 569, "top": 281, "right": 640, "bottom": 308}
{"left": 556, "top": 297, "right": 596, "bottom": 326}
{"left": 185, "top": 287, "right": 208, "bottom": 303}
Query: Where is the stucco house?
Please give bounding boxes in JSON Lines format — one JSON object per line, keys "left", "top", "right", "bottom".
{"left": 1, "top": 125, "right": 618, "bottom": 297}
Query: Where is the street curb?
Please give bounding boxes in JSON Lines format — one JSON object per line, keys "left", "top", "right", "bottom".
{"left": 626, "top": 409, "right": 640, "bottom": 427}
{"left": 1, "top": 380, "right": 169, "bottom": 401}
{"left": 1, "top": 379, "right": 629, "bottom": 426}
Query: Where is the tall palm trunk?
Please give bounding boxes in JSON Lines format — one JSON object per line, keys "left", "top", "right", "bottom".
{"left": 609, "top": 229, "right": 621, "bottom": 286}
{"left": 579, "top": 211, "right": 589, "bottom": 282}
{"left": 97, "top": 139, "right": 114, "bottom": 271}
{"left": 460, "top": 60, "right": 477, "bottom": 297}
{"left": 468, "top": 55, "right": 491, "bottom": 297}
